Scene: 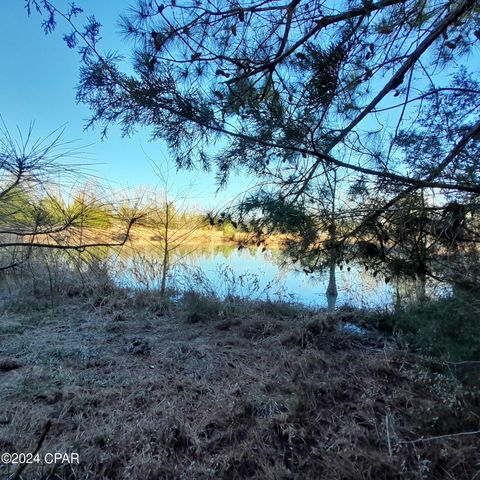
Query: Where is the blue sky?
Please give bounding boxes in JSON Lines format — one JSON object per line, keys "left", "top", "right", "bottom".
{"left": 3, "top": 2, "right": 477, "bottom": 211}
{"left": 0, "top": 0, "right": 253, "bottom": 209}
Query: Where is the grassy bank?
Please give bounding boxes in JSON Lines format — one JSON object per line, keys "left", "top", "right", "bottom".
{"left": 0, "top": 267, "right": 478, "bottom": 479}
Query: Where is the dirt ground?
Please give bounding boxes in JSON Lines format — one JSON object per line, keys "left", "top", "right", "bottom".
{"left": 0, "top": 290, "right": 478, "bottom": 479}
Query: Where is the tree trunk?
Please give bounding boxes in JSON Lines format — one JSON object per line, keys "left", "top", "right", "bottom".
{"left": 160, "top": 203, "right": 169, "bottom": 296}
{"left": 325, "top": 170, "right": 338, "bottom": 312}
{"left": 415, "top": 273, "right": 427, "bottom": 303}
{"left": 394, "top": 280, "right": 402, "bottom": 312}
{"left": 416, "top": 191, "right": 428, "bottom": 303}
{"left": 326, "top": 223, "right": 338, "bottom": 312}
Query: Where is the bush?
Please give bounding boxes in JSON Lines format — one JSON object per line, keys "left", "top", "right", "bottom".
{"left": 376, "top": 293, "right": 480, "bottom": 361}
{"left": 221, "top": 221, "right": 236, "bottom": 240}
{"left": 257, "top": 299, "right": 305, "bottom": 319}
{"left": 181, "top": 290, "right": 225, "bottom": 322}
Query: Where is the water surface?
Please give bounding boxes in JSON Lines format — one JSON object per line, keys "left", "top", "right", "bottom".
{"left": 111, "top": 242, "right": 443, "bottom": 309}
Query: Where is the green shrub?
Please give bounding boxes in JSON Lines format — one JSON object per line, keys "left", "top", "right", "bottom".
{"left": 376, "top": 293, "right": 480, "bottom": 361}
{"left": 221, "top": 221, "right": 236, "bottom": 240}
{"left": 181, "top": 290, "right": 224, "bottom": 321}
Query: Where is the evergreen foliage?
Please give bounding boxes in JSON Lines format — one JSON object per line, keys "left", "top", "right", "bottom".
{"left": 27, "top": 0, "right": 480, "bottom": 285}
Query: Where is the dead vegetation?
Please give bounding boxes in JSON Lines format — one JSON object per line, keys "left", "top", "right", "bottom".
{"left": 0, "top": 284, "right": 479, "bottom": 479}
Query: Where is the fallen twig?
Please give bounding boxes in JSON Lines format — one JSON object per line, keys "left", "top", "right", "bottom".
{"left": 385, "top": 414, "right": 393, "bottom": 458}
{"left": 12, "top": 420, "right": 52, "bottom": 480}
{"left": 446, "top": 361, "right": 480, "bottom": 366}
{"left": 400, "top": 429, "right": 480, "bottom": 445}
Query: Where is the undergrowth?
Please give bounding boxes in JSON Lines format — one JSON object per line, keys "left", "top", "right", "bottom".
{"left": 0, "top": 258, "right": 479, "bottom": 479}
{"left": 371, "top": 292, "right": 480, "bottom": 362}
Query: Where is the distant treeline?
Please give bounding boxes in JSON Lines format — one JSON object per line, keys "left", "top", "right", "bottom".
{"left": 0, "top": 184, "right": 256, "bottom": 236}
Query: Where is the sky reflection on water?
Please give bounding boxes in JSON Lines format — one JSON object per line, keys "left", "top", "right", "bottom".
{"left": 113, "top": 243, "right": 422, "bottom": 309}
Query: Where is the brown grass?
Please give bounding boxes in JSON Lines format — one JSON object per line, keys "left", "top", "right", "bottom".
{"left": 0, "top": 288, "right": 478, "bottom": 479}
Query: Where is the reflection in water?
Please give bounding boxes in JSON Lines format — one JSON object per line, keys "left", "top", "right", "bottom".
{"left": 109, "top": 242, "right": 446, "bottom": 309}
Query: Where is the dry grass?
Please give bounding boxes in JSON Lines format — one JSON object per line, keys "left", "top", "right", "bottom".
{"left": 0, "top": 287, "right": 478, "bottom": 479}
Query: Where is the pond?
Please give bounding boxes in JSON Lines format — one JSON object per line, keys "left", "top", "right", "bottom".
{"left": 111, "top": 242, "right": 445, "bottom": 310}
